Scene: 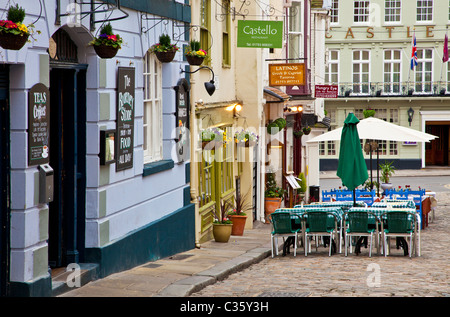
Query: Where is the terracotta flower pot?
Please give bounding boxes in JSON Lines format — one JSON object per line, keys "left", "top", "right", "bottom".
{"left": 229, "top": 215, "right": 247, "bottom": 236}
{"left": 264, "top": 197, "right": 282, "bottom": 224}
{"left": 94, "top": 44, "right": 119, "bottom": 59}
{"left": 212, "top": 223, "right": 233, "bottom": 242}
{"left": 0, "top": 32, "right": 29, "bottom": 50}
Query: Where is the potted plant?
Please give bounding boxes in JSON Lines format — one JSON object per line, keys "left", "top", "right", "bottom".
{"left": 211, "top": 200, "right": 233, "bottom": 243}
{"left": 297, "top": 172, "right": 307, "bottom": 203}
{"left": 380, "top": 161, "right": 396, "bottom": 191}
{"left": 363, "top": 108, "right": 376, "bottom": 118}
{"left": 234, "top": 129, "right": 258, "bottom": 147}
{"left": 264, "top": 172, "right": 287, "bottom": 223}
{"left": 149, "top": 33, "right": 179, "bottom": 63}
{"left": 90, "top": 23, "right": 123, "bottom": 59}
{"left": 227, "top": 191, "right": 252, "bottom": 236}
{"left": 201, "top": 127, "right": 224, "bottom": 150}
{"left": 266, "top": 118, "right": 286, "bottom": 135}
{"left": 185, "top": 40, "right": 207, "bottom": 66}
{"left": 0, "top": 4, "right": 38, "bottom": 50}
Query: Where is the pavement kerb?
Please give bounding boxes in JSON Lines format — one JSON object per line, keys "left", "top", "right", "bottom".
{"left": 156, "top": 247, "right": 272, "bottom": 297}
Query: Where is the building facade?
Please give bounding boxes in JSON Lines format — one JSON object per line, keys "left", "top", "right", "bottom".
{"left": 322, "top": 0, "right": 450, "bottom": 170}
{"left": 0, "top": 0, "right": 195, "bottom": 296}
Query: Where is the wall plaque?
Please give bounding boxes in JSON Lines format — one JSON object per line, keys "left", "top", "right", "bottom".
{"left": 28, "top": 83, "right": 50, "bottom": 166}
{"left": 116, "top": 67, "right": 135, "bottom": 171}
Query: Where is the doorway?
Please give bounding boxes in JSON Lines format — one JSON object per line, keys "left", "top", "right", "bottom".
{"left": 0, "top": 65, "right": 10, "bottom": 296}
{"left": 426, "top": 123, "right": 450, "bottom": 166}
{"left": 48, "top": 65, "right": 87, "bottom": 268}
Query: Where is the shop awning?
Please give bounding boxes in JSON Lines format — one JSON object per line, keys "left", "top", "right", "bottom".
{"left": 264, "top": 86, "right": 291, "bottom": 103}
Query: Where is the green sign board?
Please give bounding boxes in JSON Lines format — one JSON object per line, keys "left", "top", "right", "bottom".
{"left": 237, "top": 20, "right": 283, "bottom": 48}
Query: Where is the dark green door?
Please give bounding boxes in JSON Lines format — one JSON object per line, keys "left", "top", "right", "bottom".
{"left": 48, "top": 65, "right": 87, "bottom": 267}
{"left": 0, "top": 65, "right": 10, "bottom": 296}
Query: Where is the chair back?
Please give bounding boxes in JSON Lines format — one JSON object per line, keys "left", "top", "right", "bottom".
{"left": 303, "top": 211, "right": 336, "bottom": 233}
{"left": 383, "top": 211, "right": 414, "bottom": 233}
{"left": 346, "top": 211, "right": 370, "bottom": 233}
{"left": 271, "top": 212, "right": 295, "bottom": 234}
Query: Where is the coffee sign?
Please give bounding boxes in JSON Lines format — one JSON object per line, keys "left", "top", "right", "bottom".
{"left": 116, "top": 67, "right": 135, "bottom": 171}
{"left": 28, "top": 83, "right": 50, "bottom": 166}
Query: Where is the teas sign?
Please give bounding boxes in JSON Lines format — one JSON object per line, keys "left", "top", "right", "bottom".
{"left": 116, "top": 67, "right": 135, "bottom": 171}
{"left": 174, "top": 78, "right": 190, "bottom": 163}
{"left": 237, "top": 20, "right": 283, "bottom": 48}
{"left": 28, "top": 83, "right": 50, "bottom": 166}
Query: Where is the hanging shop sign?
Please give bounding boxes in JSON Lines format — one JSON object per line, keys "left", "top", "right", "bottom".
{"left": 315, "top": 85, "right": 338, "bottom": 98}
{"left": 237, "top": 20, "right": 283, "bottom": 48}
{"left": 28, "top": 83, "right": 50, "bottom": 166}
{"left": 174, "top": 78, "right": 190, "bottom": 163}
{"left": 269, "top": 63, "right": 305, "bottom": 86}
{"left": 116, "top": 67, "right": 135, "bottom": 171}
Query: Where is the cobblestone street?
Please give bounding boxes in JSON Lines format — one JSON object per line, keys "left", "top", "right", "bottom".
{"left": 191, "top": 193, "right": 450, "bottom": 297}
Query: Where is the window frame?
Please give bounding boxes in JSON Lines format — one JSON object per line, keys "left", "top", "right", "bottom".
{"left": 384, "top": 0, "right": 402, "bottom": 24}
{"left": 325, "top": 50, "right": 339, "bottom": 85}
{"left": 288, "top": 0, "right": 304, "bottom": 60}
{"left": 383, "top": 49, "right": 402, "bottom": 95}
{"left": 143, "top": 51, "right": 163, "bottom": 164}
{"left": 353, "top": 0, "right": 371, "bottom": 24}
{"left": 416, "top": 0, "right": 433, "bottom": 23}
{"left": 414, "top": 48, "right": 433, "bottom": 94}
{"left": 330, "top": 0, "right": 339, "bottom": 25}
{"left": 352, "top": 50, "right": 371, "bottom": 95}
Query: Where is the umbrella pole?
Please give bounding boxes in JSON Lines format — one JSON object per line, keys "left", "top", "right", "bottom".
{"left": 376, "top": 148, "right": 380, "bottom": 197}
{"left": 370, "top": 144, "right": 373, "bottom": 190}
{"left": 353, "top": 188, "right": 356, "bottom": 207}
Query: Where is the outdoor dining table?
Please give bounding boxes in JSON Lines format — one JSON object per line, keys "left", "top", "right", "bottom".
{"left": 348, "top": 206, "right": 421, "bottom": 256}
{"left": 372, "top": 200, "right": 416, "bottom": 209}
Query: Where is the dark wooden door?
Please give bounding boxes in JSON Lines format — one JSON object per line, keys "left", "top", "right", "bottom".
{"left": 48, "top": 66, "right": 87, "bottom": 267}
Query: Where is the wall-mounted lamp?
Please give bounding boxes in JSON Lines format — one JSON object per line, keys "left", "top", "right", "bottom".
{"left": 284, "top": 105, "right": 303, "bottom": 112}
{"left": 407, "top": 107, "right": 414, "bottom": 126}
{"left": 180, "top": 66, "right": 216, "bottom": 96}
{"left": 225, "top": 103, "right": 242, "bottom": 112}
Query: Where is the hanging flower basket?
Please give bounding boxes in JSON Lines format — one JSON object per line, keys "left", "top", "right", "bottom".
{"left": 155, "top": 50, "right": 177, "bottom": 63}
{"left": 89, "top": 23, "right": 122, "bottom": 59}
{"left": 93, "top": 44, "right": 119, "bottom": 59}
{"left": 303, "top": 126, "right": 311, "bottom": 135}
{"left": 186, "top": 54, "right": 204, "bottom": 66}
{"left": 234, "top": 129, "right": 258, "bottom": 147}
{"left": 150, "top": 34, "right": 179, "bottom": 63}
{"left": 0, "top": 32, "right": 28, "bottom": 50}
{"left": 200, "top": 127, "right": 224, "bottom": 150}
{"left": 0, "top": 5, "right": 39, "bottom": 51}
{"left": 185, "top": 40, "right": 207, "bottom": 66}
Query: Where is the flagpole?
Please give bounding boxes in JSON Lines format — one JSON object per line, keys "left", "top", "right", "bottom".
{"left": 407, "top": 28, "right": 416, "bottom": 94}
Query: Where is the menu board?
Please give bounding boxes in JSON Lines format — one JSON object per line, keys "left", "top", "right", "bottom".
{"left": 28, "top": 83, "right": 50, "bottom": 166}
{"left": 116, "top": 67, "right": 135, "bottom": 171}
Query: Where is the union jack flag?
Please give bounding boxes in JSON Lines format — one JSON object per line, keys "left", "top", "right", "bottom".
{"left": 411, "top": 33, "right": 418, "bottom": 70}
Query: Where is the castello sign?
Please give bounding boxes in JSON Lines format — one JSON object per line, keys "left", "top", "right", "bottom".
{"left": 326, "top": 26, "right": 437, "bottom": 39}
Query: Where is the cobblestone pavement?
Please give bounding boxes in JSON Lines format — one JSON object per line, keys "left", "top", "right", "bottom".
{"left": 191, "top": 193, "right": 450, "bottom": 297}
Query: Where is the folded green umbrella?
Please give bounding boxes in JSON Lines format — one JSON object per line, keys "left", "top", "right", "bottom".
{"left": 337, "top": 113, "right": 368, "bottom": 204}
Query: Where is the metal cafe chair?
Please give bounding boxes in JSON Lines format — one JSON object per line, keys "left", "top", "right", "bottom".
{"left": 381, "top": 210, "right": 416, "bottom": 258}
{"left": 302, "top": 211, "right": 339, "bottom": 256}
{"left": 270, "top": 212, "right": 302, "bottom": 257}
{"left": 343, "top": 211, "right": 379, "bottom": 257}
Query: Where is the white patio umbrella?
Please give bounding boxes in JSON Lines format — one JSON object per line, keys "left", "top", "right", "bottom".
{"left": 307, "top": 116, "right": 438, "bottom": 196}
{"left": 306, "top": 117, "right": 437, "bottom": 143}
